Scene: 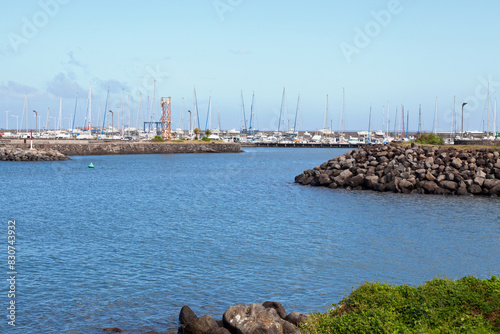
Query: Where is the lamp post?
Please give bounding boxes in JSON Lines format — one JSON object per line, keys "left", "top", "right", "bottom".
{"left": 11, "top": 115, "right": 19, "bottom": 134}
{"left": 461, "top": 102, "right": 467, "bottom": 138}
{"left": 188, "top": 110, "right": 192, "bottom": 136}
{"left": 33, "top": 110, "right": 38, "bottom": 136}
{"left": 5, "top": 110, "right": 11, "bottom": 130}
{"left": 109, "top": 110, "right": 114, "bottom": 135}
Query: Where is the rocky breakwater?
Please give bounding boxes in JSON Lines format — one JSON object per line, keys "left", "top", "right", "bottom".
{"left": 0, "top": 146, "right": 69, "bottom": 161}
{"left": 295, "top": 143, "right": 500, "bottom": 196}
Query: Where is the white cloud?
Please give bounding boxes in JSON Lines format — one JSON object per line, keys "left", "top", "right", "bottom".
{"left": 46, "top": 72, "right": 86, "bottom": 98}
{"left": 0, "top": 81, "right": 38, "bottom": 98}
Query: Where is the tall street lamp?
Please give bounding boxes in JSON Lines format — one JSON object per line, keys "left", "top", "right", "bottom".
{"left": 188, "top": 110, "right": 192, "bottom": 135}
{"left": 461, "top": 102, "right": 467, "bottom": 138}
{"left": 109, "top": 110, "right": 114, "bottom": 135}
{"left": 33, "top": 110, "right": 38, "bottom": 136}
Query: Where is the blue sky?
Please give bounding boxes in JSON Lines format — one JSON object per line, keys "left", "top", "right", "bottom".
{"left": 1, "top": 0, "right": 499, "bottom": 132}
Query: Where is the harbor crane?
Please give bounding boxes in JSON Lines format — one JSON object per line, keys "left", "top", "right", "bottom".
{"left": 160, "top": 97, "right": 172, "bottom": 140}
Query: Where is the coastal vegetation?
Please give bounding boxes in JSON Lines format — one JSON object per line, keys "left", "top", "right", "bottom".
{"left": 415, "top": 132, "right": 445, "bottom": 145}
{"left": 152, "top": 135, "right": 164, "bottom": 142}
{"left": 301, "top": 276, "right": 500, "bottom": 334}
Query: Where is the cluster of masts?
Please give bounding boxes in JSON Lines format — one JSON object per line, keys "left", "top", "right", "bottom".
{"left": 2, "top": 84, "right": 498, "bottom": 143}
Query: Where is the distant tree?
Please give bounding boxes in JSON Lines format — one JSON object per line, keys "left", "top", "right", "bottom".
{"left": 193, "top": 128, "right": 202, "bottom": 140}
{"left": 205, "top": 129, "right": 212, "bottom": 137}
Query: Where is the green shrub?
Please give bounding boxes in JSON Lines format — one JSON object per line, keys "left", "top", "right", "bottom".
{"left": 151, "top": 135, "right": 164, "bottom": 142}
{"left": 201, "top": 136, "right": 211, "bottom": 142}
{"left": 415, "top": 133, "right": 444, "bottom": 145}
{"left": 302, "top": 276, "right": 500, "bottom": 334}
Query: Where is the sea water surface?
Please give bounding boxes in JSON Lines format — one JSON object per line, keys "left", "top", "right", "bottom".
{"left": 1, "top": 147, "right": 499, "bottom": 333}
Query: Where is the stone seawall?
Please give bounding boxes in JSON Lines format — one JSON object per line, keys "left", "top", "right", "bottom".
{"left": 1, "top": 146, "right": 69, "bottom": 161}
{"left": 295, "top": 143, "right": 500, "bottom": 196}
{"left": 0, "top": 140, "right": 242, "bottom": 156}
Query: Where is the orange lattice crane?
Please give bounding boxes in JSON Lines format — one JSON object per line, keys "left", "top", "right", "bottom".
{"left": 160, "top": 97, "right": 172, "bottom": 140}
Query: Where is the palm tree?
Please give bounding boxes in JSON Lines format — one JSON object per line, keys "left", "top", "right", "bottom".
{"left": 193, "top": 128, "right": 202, "bottom": 140}
{"left": 204, "top": 129, "right": 212, "bottom": 138}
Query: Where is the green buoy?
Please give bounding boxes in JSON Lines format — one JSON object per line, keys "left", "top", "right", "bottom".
{"left": 88, "top": 162, "right": 94, "bottom": 168}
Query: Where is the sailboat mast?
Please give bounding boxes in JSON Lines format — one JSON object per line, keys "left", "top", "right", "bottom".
{"left": 401, "top": 105, "right": 405, "bottom": 138}
{"left": 293, "top": 94, "right": 300, "bottom": 134}
{"left": 387, "top": 101, "right": 390, "bottom": 136}
{"left": 121, "top": 88, "right": 124, "bottom": 135}
{"left": 138, "top": 92, "right": 142, "bottom": 134}
{"left": 249, "top": 91, "right": 255, "bottom": 132}
{"left": 325, "top": 94, "right": 329, "bottom": 130}
{"left": 181, "top": 97, "right": 184, "bottom": 133}
{"left": 206, "top": 91, "right": 212, "bottom": 131}
{"left": 58, "top": 98, "right": 62, "bottom": 131}
{"left": 433, "top": 97, "right": 438, "bottom": 134}
{"left": 406, "top": 109, "right": 409, "bottom": 138}
{"left": 495, "top": 93, "right": 497, "bottom": 136}
{"left": 341, "top": 88, "right": 345, "bottom": 135}
{"left": 368, "top": 104, "right": 372, "bottom": 142}
{"left": 451, "top": 96, "right": 457, "bottom": 138}
{"left": 88, "top": 84, "right": 92, "bottom": 134}
{"left": 278, "top": 88, "right": 286, "bottom": 133}
{"left": 146, "top": 96, "right": 150, "bottom": 132}
{"left": 128, "top": 95, "right": 131, "bottom": 136}
{"left": 25, "top": 94, "right": 28, "bottom": 132}
{"left": 487, "top": 83, "right": 490, "bottom": 136}
{"left": 101, "top": 87, "right": 109, "bottom": 135}
{"left": 152, "top": 80, "right": 156, "bottom": 125}
{"left": 218, "top": 108, "right": 221, "bottom": 133}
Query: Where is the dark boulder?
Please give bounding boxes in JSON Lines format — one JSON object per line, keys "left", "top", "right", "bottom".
{"left": 284, "top": 311, "right": 308, "bottom": 327}
{"left": 206, "top": 327, "right": 231, "bottom": 334}
{"left": 102, "top": 328, "right": 124, "bottom": 333}
{"left": 184, "top": 315, "right": 218, "bottom": 334}
{"left": 262, "top": 301, "right": 287, "bottom": 319}
{"left": 180, "top": 305, "right": 198, "bottom": 325}
{"left": 223, "top": 303, "right": 296, "bottom": 334}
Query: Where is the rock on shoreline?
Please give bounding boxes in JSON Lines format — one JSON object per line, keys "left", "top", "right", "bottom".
{"left": 103, "top": 302, "right": 308, "bottom": 334}
{"left": 295, "top": 143, "right": 500, "bottom": 196}
{"left": 0, "top": 146, "right": 69, "bottom": 161}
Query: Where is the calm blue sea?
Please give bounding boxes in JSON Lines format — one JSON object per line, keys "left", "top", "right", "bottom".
{"left": 1, "top": 147, "right": 499, "bottom": 333}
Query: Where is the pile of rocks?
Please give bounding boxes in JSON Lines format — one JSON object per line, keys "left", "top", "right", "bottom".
{"left": 0, "top": 146, "right": 69, "bottom": 161}
{"left": 102, "top": 302, "right": 308, "bottom": 334}
{"left": 295, "top": 143, "right": 500, "bottom": 196}
{"left": 177, "top": 302, "right": 307, "bottom": 334}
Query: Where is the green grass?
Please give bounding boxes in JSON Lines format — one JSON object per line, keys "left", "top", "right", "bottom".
{"left": 302, "top": 276, "right": 500, "bottom": 334}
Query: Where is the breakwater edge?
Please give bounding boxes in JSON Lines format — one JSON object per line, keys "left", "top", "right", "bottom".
{"left": 0, "top": 139, "right": 242, "bottom": 158}
{"left": 295, "top": 143, "right": 500, "bottom": 196}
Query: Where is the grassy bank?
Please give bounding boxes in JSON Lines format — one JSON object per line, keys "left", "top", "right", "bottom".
{"left": 302, "top": 276, "right": 500, "bottom": 333}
